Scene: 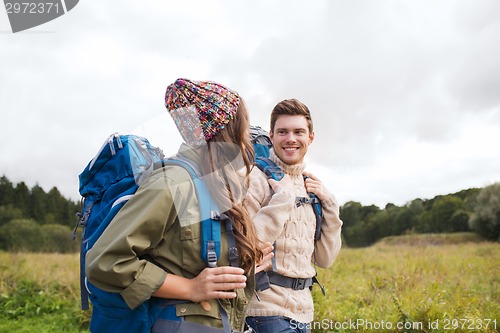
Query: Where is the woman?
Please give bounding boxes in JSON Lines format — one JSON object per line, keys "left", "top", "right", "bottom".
{"left": 86, "top": 78, "right": 271, "bottom": 333}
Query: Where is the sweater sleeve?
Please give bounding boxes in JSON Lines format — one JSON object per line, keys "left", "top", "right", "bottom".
{"left": 85, "top": 169, "right": 183, "bottom": 309}
{"left": 245, "top": 168, "right": 295, "bottom": 244}
{"left": 313, "top": 193, "right": 343, "bottom": 268}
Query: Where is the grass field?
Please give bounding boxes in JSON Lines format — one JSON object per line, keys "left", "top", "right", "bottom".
{"left": 0, "top": 233, "right": 498, "bottom": 333}
{"left": 312, "top": 234, "right": 499, "bottom": 332}
{"left": 0, "top": 252, "right": 89, "bottom": 333}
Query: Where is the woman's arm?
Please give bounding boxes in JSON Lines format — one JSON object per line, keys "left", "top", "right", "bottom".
{"left": 153, "top": 266, "right": 247, "bottom": 302}
{"left": 245, "top": 169, "right": 295, "bottom": 244}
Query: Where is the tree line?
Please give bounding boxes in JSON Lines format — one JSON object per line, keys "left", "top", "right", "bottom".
{"left": 341, "top": 184, "right": 500, "bottom": 247}
{"left": 0, "top": 175, "right": 499, "bottom": 252}
{"left": 0, "top": 176, "right": 81, "bottom": 253}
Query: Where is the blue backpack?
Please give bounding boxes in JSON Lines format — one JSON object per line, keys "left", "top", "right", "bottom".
{"left": 74, "top": 133, "right": 233, "bottom": 333}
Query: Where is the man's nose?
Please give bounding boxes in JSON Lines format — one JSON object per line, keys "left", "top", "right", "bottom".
{"left": 285, "top": 132, "right": 297, "bottom": 142}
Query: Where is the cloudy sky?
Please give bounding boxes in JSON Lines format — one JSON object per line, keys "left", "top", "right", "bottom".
{"left": 1, "top": 0, "right": 500, "bottom": 208}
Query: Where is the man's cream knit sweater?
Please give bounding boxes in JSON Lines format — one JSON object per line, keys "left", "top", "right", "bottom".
{"left": 245, "top": 150, "right": 343, "bottom": 324}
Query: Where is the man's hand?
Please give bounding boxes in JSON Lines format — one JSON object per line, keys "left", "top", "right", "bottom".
{"left": 303, "top": 171, "right": 330, "bottom": 202}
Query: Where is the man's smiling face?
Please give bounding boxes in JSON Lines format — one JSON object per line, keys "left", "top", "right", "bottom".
{"left": 270, "top": 115, "right": 314, "bottom": 165}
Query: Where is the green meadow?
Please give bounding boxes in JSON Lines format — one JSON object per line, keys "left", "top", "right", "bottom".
{"left": 313, "top": 234, "right": 499, "bottom": 333}
{"left": 1, "top": 234, "right": 498, "bottom": 333}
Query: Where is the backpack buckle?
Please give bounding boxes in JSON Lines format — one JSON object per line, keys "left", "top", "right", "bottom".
{"left": 207, "top": 251, "right": 217, "bottom": 268}
{"left": 207, "top": 240, "right": 217, "bottom": 268}
{"left": 210, "top": 210, "right": 220, "bottom": 220}
{"left": 72, "top": 201, "right": 93, "bottom": 240}
{"left": 291, "top": 278, "right": 307, "bottom": 290}
{"left": 228, "top": 246, "right": 239, "bottom": 262}
{"left": 295, "top": 197, "right": 309, "bottom": 207}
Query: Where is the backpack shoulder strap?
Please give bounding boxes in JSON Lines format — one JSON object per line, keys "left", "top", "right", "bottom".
{"left": 303, "top": 176, "right": 323, "bottom": 241}
{"left": 312, "top": 196, "right": 323, "bottom": 241}
{"left": 162, "top": 156, "right": 221, "bottom": 268}
{"left": 152, "top": 157, "right": 236, "bottom": 332}
{"left": 255, "top": 156, "right": 284, "bottom": 181}
{"left": 254, "top": 157, "right": 323, "bottom": 241}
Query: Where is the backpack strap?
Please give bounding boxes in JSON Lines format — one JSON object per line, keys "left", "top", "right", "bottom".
{"left": 163, "top": 157, "right": 236, "bottom": 332}
{"left": 302, "top": 176, "right": 323, "bottom": 241}
{"left": 75, "top": 200, "right": 93, "bottom": 310}
{"left": 254, "top": 157, "right": 283, "bottom": 272}
{"left": 219, "top": 213, "right": 239, "bottom": 268}
{"left": 163, "top": 157, "right": 221, "bottom": 268}
{"left": 254, "top": 157, "right": 284, "bottom": 181}
{"left": 161, "top": 156, "right": 240, "bottom": 270}
{"left": 312, "top": 196, "right": 323, "bottom": 241}
{"left": 253, "top": 157, "right": 324, "bottom": 242}
{"left": 267, "top": 272, "right": 313, "bottom": 290}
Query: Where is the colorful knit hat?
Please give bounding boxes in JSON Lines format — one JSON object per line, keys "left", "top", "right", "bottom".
{"left": 165, "top": 78, "right": 240, "bottom": 146}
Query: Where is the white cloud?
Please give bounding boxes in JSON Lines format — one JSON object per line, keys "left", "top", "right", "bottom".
{"left": 1, "top": 0, "right": 499, "bottom": 207}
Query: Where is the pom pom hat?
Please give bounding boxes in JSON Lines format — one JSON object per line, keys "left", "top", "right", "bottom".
{"left": 165, "top": 78, "right": 240, "bottom": 146}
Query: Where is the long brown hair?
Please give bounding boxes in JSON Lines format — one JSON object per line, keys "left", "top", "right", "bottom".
{"left": 200, "top": 99, "right": 260, "bottom": 274}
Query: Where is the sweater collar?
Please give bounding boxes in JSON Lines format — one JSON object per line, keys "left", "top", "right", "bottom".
{"left": 269, "top": 148, "right": 306, "bottom": 176}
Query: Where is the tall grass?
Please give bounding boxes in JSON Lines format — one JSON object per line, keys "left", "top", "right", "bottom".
{"left": 0, "top": 236, "right": 498, "bottom": 332}
{"left": 0, "top": 252, "right": 89, "bottom": 333}
{"left": 313, "top": 241, "right": 499, "bottom": 332}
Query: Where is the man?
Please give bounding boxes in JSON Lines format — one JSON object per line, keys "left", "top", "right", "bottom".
{"left": 245, "top": 99, "right": 343, "bottom": 333}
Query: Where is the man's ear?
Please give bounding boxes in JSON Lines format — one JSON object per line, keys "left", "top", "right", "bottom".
{"left": 309, "top": 131, "right": 315, "bottom": 144}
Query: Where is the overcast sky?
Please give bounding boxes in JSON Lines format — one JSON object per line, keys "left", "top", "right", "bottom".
{"left": 1, "top": 0, "right": 500, "bottom": 208}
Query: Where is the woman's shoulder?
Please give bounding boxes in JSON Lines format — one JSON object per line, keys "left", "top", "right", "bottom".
{"left": 134, "top": 163, "right": 197, "bottom": 202}
{"left": 247, "top": 165, "right": 273, "bottom": 199}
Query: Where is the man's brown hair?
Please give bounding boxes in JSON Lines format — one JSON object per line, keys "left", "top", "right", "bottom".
{"left": 270, "top": 99, "right": 313, "bottom": 134}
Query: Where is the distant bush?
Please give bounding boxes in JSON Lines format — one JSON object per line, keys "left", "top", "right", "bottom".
{"left": 0, "top": 220, "right": 77, "bottom": 253}
{"left": 0, "top": 219, "right": 43, "bottom": 252}
{"left": 41, "top": 224, "right": 79, "bottom": 253}
{"left": 470, "top": 183, "right": 500, "bottom": 241}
